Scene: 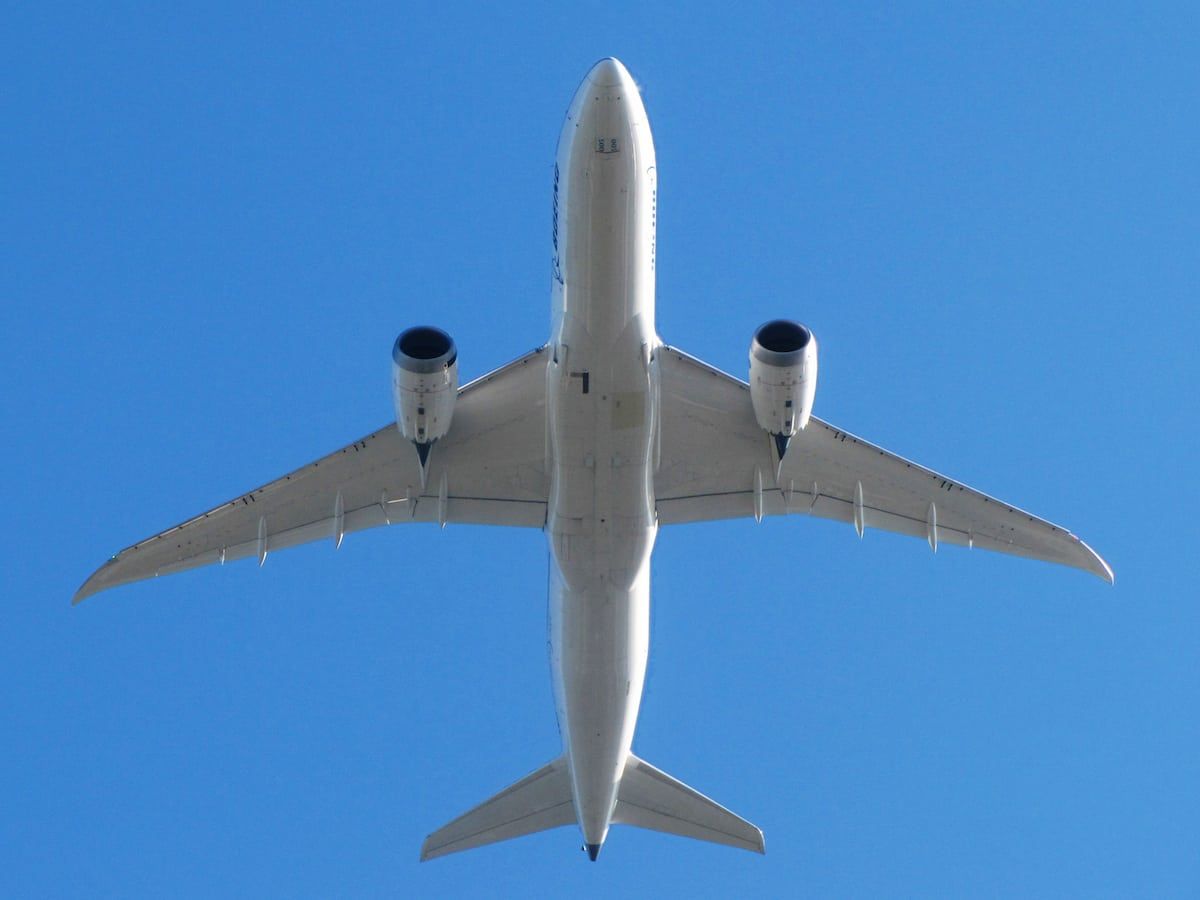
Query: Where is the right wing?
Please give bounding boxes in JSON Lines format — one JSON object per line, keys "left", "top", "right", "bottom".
{"left": 75, "top": 346, "right": 550, "bottom": 603}
{"left": 654, "top": 345, "right": 1112, "bottom": 582}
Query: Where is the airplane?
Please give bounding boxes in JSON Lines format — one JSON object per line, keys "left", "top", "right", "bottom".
{"left": 75, "top": 57, "right": 1113, "bottom": 862}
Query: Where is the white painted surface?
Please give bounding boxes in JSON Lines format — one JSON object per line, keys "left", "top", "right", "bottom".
{"left": 546, "top": 57, "right": 659, "bottom": 851}
{"left": 76, "top": 57, "right": 1112, "bottom": 862}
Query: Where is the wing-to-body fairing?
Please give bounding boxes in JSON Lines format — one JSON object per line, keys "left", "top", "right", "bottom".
{"left": 77, "top": 58, "right": 1111, "bottom": 861}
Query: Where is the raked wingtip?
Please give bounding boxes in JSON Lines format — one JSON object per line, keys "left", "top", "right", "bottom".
{"left": 418, "top": 835, "right": 438, "bottom": 863}
{"left": 72, "top": 557, "right": 120, "bottom": 605}
{"left": 1079, "top": 538, "right": 1114, "bottom": 585}
{"left": 72, "top": 575, "right": 98, "bottom": 605}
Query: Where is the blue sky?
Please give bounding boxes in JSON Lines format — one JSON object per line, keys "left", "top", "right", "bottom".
{"left": 4, "top": 3, "right": 1198, "bottom": 896}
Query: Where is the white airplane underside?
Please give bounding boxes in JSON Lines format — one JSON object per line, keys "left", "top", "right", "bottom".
{"left": 76, "top": 58, "right": 1112, "bottom": 862}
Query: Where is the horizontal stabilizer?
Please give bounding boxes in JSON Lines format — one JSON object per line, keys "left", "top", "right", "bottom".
{"left": 613, "top": 755, "right": 764, "bottom": 853}
{"left": 420, "top": 756, "right": 575, "bottom": 861}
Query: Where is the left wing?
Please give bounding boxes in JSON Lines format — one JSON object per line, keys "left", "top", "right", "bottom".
{"left": 654, "top": 345, "right": 1112, "bottom": 582}
{"left": 75, "top": 346, "right": 550, "bottom": 603}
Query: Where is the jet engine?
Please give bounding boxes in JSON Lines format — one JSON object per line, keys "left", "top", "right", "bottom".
{"left": 392, "top": 326, "right": 459, "bottom": 453}
{"left": 749, "top": 319, "right": 818, "bottom": 440}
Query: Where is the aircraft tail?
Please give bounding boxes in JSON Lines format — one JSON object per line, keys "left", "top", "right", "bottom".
{"left": 420, "top": 753, "right": 763, "bottom": 860}
{"left": 612, "top": 755, "right": 765, "bottom": 854}
{"left": 420, "top": 756, "right": 575, "bottom": 861}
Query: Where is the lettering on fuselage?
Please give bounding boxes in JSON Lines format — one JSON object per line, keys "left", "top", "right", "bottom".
{"left": 595, "top": 137, "right": 620, "bottom": 154}
{"left": 650, "top": 186, "right": 657, "bottom": 272}
{"left": 551, "top": 164, "right": 563, "bottom": 285}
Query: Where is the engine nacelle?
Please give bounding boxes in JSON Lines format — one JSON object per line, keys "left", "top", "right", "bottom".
{"left": 392, "top": 326, "right": 459, "bottom": 447}
{"left": 749, "top": 319, "right": 818, "bottom": 436}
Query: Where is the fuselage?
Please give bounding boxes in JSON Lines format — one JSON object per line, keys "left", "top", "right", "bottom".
{"left": 546, "top": 57, "right": 659, "bottom": 853}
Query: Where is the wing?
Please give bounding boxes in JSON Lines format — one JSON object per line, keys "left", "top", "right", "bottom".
{"left": 654, "top": 345, "right": 1112, "bottom": 582}
{"left": 75, "top": 346, "right": 550, "bottom": 603}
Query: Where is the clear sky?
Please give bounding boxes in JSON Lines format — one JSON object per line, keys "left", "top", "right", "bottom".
{"left": 4, "top": 3, "right": 1198, "bottom": 896}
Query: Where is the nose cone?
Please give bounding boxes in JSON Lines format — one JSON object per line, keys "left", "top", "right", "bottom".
{"left": 558, "top": 56, "right": 654, "bottom": 166}
{"left": 587, "top": 56, "right": 631, "bottom": 88}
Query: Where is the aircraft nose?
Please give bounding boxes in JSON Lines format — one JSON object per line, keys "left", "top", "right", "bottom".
{"left": 587, "top": 57, "right": 630, "bottom": 88}
{"left": 559, "top": 56, "right": 649, "bottom": 151}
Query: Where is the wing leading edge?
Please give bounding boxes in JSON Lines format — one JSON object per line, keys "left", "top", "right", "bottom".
{"left": 654, "top": 345, "right": 1112, "bottom": 583}
{"left": 75, "top": 346, "right": 551, "bottom": 603}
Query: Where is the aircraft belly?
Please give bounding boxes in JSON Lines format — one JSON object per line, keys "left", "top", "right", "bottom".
{"left": 549, "top": 558, "right": 650, "bottom": 845}
{"left": 547, "top": 324, "right": 656, "bottom": 846}
{"left": 544, "top": 59, "right": 659, "bottom": 848}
